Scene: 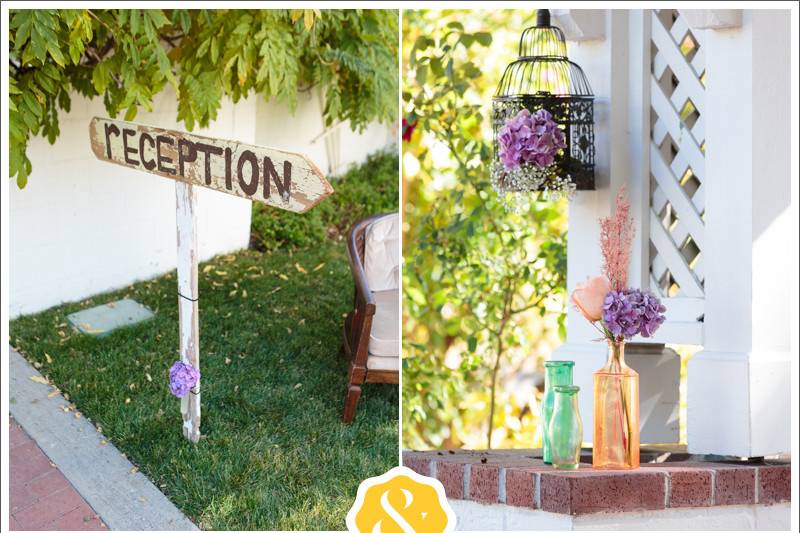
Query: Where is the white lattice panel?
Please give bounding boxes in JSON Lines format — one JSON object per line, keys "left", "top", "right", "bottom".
{"left": 649, "top": 9, "right": 706, "bottom": 301}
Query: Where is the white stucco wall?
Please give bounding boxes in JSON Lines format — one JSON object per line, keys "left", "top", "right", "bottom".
{"left": 10, "top": 88, "right": 396, "bottom": 318}
{"left": 254, "top": 88, "right": 396, "bottom": 177}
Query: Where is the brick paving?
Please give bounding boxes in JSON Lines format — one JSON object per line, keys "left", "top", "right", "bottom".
{"left": 9, "top": 417, "right": 107, "bottom": 531}
{"left": 403, "top": 449, "right": 792, "bottom": 516}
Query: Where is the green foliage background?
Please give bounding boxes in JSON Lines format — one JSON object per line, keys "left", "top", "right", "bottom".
{"left": 251, "top": 150, "right": 398, "bottom": 251}
{"left": 9, "top": 9, "right": 398, "bottom": 187}
{"left": 402, "top": 10, "right": 569, "bottom": 450}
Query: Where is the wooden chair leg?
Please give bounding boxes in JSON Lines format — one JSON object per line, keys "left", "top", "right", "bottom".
{"left": 342, "top": 384, "right": 362, "bottom": 423}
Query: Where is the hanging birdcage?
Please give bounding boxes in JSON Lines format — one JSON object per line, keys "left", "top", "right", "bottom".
{"left": 491, "top": 10, "right": 595, "bottom": 202}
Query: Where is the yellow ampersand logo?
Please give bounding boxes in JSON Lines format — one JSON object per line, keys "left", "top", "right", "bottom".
{"left": 346, "top": 466, "right": 455, "bottom": 533}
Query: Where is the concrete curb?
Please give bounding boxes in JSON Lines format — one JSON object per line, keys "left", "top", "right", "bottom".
{"left": 9, "top": 348, "right": 198, "bottom": 531}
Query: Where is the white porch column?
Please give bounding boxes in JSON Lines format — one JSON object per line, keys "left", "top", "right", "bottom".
{"left": 552, "top": 10, "right": 682, "bottom": 446}
{"left": 687, "top": 10, "right": 791, "bottom": 456}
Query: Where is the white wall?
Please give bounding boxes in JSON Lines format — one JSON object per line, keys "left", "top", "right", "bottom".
{"left": 10, "top": 88, "right": 255, "bottom": 317}
{"left": 10, "top": 87, "right": 396, "bottom": 318}
{"left": 254, "top": 88, "right": 396, "bottom": 178}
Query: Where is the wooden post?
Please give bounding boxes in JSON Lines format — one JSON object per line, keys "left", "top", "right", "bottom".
{"left": 89, "top": 117, "right": 333, "bottom": 443}
{"left": 175, "top": 181, "right": 201, "bottom": 443}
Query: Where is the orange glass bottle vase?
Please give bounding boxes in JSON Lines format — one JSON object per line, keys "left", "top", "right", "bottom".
{"left": 593, "top": 341, "right": 639, "bottom": 469}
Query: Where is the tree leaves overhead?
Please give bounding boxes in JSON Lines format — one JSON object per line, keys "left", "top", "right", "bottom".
{"left": 9, "top": 9, "right": 398, "bottom": 187}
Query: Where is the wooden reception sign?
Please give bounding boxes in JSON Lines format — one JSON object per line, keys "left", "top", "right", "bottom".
{"left": 90, "top": 117, "right": 333, "bottom": 442}
{"left": 89, "top": 117, "right": 333, "bottom": 213}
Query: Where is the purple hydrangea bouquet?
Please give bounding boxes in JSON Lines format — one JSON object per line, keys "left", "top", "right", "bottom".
{"left": 490, "top": 108, "right": 576, "bottom": 207}
{"left": 570, "top": 189, "right": 666, "bottom": 345}
{"left": 569, "top": 188, "right": 666, "bottom": 469}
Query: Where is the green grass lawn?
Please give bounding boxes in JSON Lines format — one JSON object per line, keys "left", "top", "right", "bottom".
{"left": 9, "top": 243, "right": 398, "bottom": 530}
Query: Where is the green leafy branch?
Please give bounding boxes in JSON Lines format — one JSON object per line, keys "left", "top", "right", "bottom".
{"left": 403, "top": 18, "right": 567, "bottom": 449}
{"left": 9, "top": 9, "right": 398, "bottom": 187}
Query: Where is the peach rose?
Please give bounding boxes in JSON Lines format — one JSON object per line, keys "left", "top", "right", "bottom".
{"left": 570, "top": 276, "right": 611, "bottom": 322}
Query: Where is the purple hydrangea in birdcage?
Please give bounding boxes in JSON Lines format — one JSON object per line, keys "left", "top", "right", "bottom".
{"left": 490, "top": 108, "right": 575, "bottom": 207}
{"left": 169, "top": 360, "right": 200, "bottom": 398}
{"left": 491, "top": 10, "right": 596, "bottom": 209}
{"left": 497, "top": 109, "right": 566, "bottom": 169}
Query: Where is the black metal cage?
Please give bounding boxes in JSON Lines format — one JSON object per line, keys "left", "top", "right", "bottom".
{"left": 492, "top": 10, "right": 596, "bottom": 191}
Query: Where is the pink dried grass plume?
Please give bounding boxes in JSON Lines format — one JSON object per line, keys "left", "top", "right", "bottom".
{"left": 599, "top": 187, "right": 635, "bottom": 291}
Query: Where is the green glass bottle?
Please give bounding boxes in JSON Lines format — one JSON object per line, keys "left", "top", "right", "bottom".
{"left": 549, "top": 385, "right": 583, "bottom": 470}
{"left": 542, "top": 360, "right": 574, "bottom": 464}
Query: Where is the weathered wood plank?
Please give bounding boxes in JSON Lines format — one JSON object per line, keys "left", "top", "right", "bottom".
{"left": 89, "top": 117, "right": 333, "bottom": 213}
{"left": 175, "top": 182, "right": 201, "bottom": 443}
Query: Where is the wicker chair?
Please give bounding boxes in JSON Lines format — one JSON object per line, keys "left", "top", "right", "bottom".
{"left": 341, "top": 212, "right": 400, "bottom": 423}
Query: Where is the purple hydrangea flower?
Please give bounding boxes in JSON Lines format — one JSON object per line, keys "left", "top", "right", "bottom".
{"left": 602, "top": 289, "right": 666, "bottom": 340}
{"left": 169, "top": 360, "right": 200, "bottom": 398}
{"left": 498, "top": 108, "right": 567, "bottom": 170}
{"left": 636, "top": 290, "right": 667, "bottom": 337}
{"left": 602, "top": 290, "right": 641, "bottom": 339}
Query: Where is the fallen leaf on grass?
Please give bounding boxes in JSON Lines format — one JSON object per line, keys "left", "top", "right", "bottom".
{"left": 298, "top": 319, "right": 306, "bottom": 326}
{"left": 242, "top": 290, "right": 247, "bottom": 298}
{"left": 125, "top": 398, "right": 131, "bottom": 404}
{"left": 225, "top": 357, "right": 232, "bottom": 365}
{"left": 313, "top": 262, "right": 326, "bottom": 272}
{"left": 44, "top": 353, "right": 53, "bottom": 363}
{"left": 30, "top": 375, "right": 49, "bottom": 385}
{"left": 229, "top": 290, "right": 237, "bottom": 297}
{"left": 146, "top": 373, "right": 152, "bottom": 382}
{"left": 294, "top": 263, "right": 307, "bottom": 274}
{"left": 294, "top": 383, "right": 302, "bottom": 389}
{"left": 202, "top": 265, "right": 214, "bottom": 273}
{"left": 269, "top": 287, "right": 282, "bottom": 295}
{"left": 80, "top": 323, "right": 104, "bottom": 334}
{"left": 278, "top": 273, "right": 289, "bottom": 281}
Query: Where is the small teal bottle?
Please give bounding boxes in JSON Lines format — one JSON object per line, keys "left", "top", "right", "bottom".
{"left": 542, "top": 360, "right": 574, "bottom": 464}
{"left": 549, "top": 385, "right": 583, "bottom": 469}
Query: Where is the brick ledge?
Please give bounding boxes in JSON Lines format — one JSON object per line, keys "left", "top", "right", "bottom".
{"left": 402, "top": 449, "right": 791, "bottom": 516}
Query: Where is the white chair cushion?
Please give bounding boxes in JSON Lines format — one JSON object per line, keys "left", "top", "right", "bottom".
{"left": 364, "top": 213, "right": 399, "bottom": 292}
{"left": 368, "top": 289, "right": 399, "bottom": 358}
{"left": 367, "top": 354, "right": 400, "bottom": 371}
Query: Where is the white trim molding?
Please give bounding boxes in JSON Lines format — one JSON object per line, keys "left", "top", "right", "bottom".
{"left": 551, "top": 10, "right": 606, "bottom": 41}
{"left": 679, "top": 10, "right": 743, "bottom": 31}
